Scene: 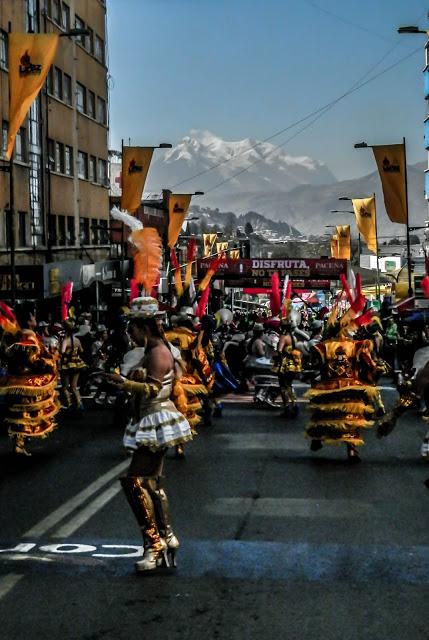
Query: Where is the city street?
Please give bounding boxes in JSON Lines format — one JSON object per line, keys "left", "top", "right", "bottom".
{"left": 1, "top": 385, "right": 429, "bottom": 639}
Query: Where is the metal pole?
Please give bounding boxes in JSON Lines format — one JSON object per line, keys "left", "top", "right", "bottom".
{"left": 403, "top": 137, "right": 413, "bottom": 297}
{"left": 120, "top": 138, "right": 126, "bottom": 304}
{"left": 9, "top": 150, "right": 16, "bottom": 306}
{"left": 7, "top": 20, "right": 16, "bottom": 306}
{"left": 373, "top": 193, "right": 381, "bottom": 303}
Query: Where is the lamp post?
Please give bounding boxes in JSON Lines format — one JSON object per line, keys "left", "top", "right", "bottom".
{"left": 354, "top": 139, "right": 413, "bottom": 297}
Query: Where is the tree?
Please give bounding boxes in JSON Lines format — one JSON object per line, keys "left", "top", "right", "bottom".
{"left": 244, "top": 221, "right": 254, "bottom": 236}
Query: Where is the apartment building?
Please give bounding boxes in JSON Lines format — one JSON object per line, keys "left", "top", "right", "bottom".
{"left": 0, "top": 0, "right": 114, "bottom": 306}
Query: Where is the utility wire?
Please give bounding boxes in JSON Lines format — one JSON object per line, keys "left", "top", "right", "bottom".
{"left": 202, "top": 44, "right": 421, "bottom": 195}
{"left": 170, "top": 39, "right": 412, "bottom": 191}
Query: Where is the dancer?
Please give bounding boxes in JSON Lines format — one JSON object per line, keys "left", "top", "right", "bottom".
{"left": 272, "top": 317, "right": 302, "bottom": 417}
{"left": 60, "top": 320, "right": 87, "bottom": 410}
{"left": 0, "top": 318, "right": 59, "bottom": 456}
{"left": 107, "top": 297, "right": 192, "bottom": 573}
{"left": 305, "top": 275, "right": 380, "bottom": 463}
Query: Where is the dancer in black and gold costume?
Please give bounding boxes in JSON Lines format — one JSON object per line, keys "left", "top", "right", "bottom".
{"left": 272, "top": 318, "right": 302, "bottom": 416}
{"left": 0, "top": 328, "right": 59, "bottom": 456}
{"left": 305, "top": 275, "right": 381, "bottom": 462}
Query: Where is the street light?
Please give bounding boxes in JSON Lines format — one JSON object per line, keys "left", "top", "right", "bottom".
{"left": 397, "top": 26, "right": 427, "bottom": 34}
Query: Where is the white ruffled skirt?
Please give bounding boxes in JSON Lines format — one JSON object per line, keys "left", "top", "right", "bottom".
{"left": 123, "top": 400, "right": 193, "bottom": 452}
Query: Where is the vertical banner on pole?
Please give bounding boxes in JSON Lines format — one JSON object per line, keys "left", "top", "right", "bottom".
{"left": 372, "top": 144, "right": 407, "bottom": 224}
{"left": 6, "top": 33, "right": 59, "bottom": 159}
{"left": 121, "top": 147, "right": 154, "bottom": 213}
{"left": 352, "top": 197, "right": 377, "bottom": 255}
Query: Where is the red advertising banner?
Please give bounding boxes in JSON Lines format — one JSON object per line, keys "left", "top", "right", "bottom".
{"left": 197, "top": 258, "right": 347, "bottom": 281}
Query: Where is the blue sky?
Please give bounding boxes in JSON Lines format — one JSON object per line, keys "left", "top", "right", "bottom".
{"left": 107, "top": 0, "right": 428, "bottom": 182}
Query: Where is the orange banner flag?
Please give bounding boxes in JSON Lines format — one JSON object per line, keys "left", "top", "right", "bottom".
{"left": 121, "top": 147, "right": 154, "bottom": 213}
{"left": 167, "top": 194, "right": 192, "bottom": 248}
{"left": 372, "top": 144, "right": 407, "bottom": 224}
{"left": 203, "top": 233, "right": 217, "bottom": 257}
{"left": 6, "top": 33, "right": 59, "bottom": 160}
{"left": 336, "top": 225, "right": 351, "bottom": 260}
{"left": 352, "top": 197, "right": 377, "bottom": 255}
{"left": 216, "top": 242, "right": 229, "bottom": 255}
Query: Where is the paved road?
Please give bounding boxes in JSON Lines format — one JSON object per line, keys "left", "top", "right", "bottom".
{"left": 1, "top": 386, "right": 429, "bottom": 639}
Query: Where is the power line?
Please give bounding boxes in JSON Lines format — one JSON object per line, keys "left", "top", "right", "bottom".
{"left": 201, "top": 44, "right": 421, "bottom": 195}
{"left": 170, "top": 39, "right": 413, "bottom": 191}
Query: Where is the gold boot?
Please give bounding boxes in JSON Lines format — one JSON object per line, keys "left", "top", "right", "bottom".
{"left": 13, "top": 434, "right": 31, "bottom": 456}
{"left": 120, "top": 476, "right": 169, "bottom": 572}
{"left": 149, "top": 478, "right": 179, "bottom": 567}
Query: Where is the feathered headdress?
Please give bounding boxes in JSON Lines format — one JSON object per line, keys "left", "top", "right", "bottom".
{"left": 110, "top": 206, "right": 162, "bottom": 293}
{"left": 0, "top": 302, "right": 20, "bottom": 335}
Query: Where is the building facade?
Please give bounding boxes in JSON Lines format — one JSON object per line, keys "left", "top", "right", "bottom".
{"left": 0, "top": 0, "right": 112, "bottom": 306}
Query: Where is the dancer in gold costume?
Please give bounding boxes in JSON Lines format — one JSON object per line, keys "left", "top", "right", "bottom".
{"left": 305, "top": 275, "right": 381, "bottom": 463}
{"left": 0, "top": 324, "right": 59, "bottom": 456}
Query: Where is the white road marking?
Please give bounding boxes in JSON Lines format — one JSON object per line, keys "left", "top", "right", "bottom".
{"left": 52, "top": 484, "right": 122, "bottom": 539}
{"left": 207, "top": 497, "right": 375, "bottom": 518}
{"left": 0, "top": 574, "right": 23, "bottom": 601}
{"left": 23, "top": 459, "right": 129, "bottom": 539}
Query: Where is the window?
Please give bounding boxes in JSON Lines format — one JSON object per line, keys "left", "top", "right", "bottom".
{"left": 67, "top": 216, "right": 75, "bottom": 245}
{"left": 63, "top": 73, "right": 72, "bottom": 105}
{"left": 89, "top": 155, "right": 97, "bottom": 182}
{"left": 87, "top": 91, "right": 95, "bottom": 118}
{"left": 91, "top": 219, "right": 98, "bottom": 245}
{"left": 96, "top": 97, "right": 107, "bottom": 125}
{"left": 79, "top": 217, "right": 89, "bottom": 245}
{"left": 55, "top": 141, "right": 64, "bottom": 173}
{"left": 47, "top": 138, "right": 55, "bottom": 170}
{"left": 15, "top": 128, "right": 27, "bottom": 162}
{"left": 51, "top": 0, "right": 61, "bottom": 24}
{"left": 0, "top": 30, "right": 7, "bottom": 69}
{"left": 76, "top": 82, "right": 86, "bottom": 113}
{"left": 99, "top": 219, "right": 109, "bottom": 244}
{"left": 97, "top": 158, "right": 107, "bottom": 185}
{"left": 18, "top": 212, "right": 27, "bottom": 247}
{"left": 5, "top": 210, "right": 12, "bottom": 248}
{"left": 46, "top": 67, "right": 53, "bottom": 94}
{"left": 53, "top": 66, "right": 62, "bottom": 100}
{"left": 86, "top": 28, "right": 94, "bottom": 55}
{"left": 65, "top": 145, "right": 73, "bottom": 176}
{"left": 61, "top": 2, "right": 70, "bottom": 30}
{"left": 58, "top": 215, "right": 66, "bottom": 245}
{"left": 48, "top": 214, "right": 57, "bottom": 246}
{"left": 94, "top": 35, "right": 105, "bottom": 64}
{"left": 75, "top": 15, "right": 86, "bottom": 45}
{"left": 2, "top": 121, "right": 7, "bottom": 155}
{"left": 78, "top": 151, "right": 88, "bottom": 179}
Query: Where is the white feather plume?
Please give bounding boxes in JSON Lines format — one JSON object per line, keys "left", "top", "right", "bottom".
{"left": 110, "top": 206, "right": 143, "bottom": 232}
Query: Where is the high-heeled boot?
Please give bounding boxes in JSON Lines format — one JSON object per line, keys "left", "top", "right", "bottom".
{"left": 149, "top": 478, "right": 179, "bottom": 567}
{"left": 13, "top": 434, "right": 31, "bottom": 456}
{"left": 72, "top": 388, "right": 83, "bottom": 410}
{"left": 62, "top": 388, "right": 72, "bottom": 409}
{"left": 120, "top": 476, "right": 169, "bottom": 572}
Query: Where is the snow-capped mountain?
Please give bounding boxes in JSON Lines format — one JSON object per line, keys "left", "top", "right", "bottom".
{"left": 144, "top": 129, "right": 337, "bottom": 194}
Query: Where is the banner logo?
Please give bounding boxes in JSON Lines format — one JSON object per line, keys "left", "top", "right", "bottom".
{"left": 359, "top": 206, "right": 372, "bottom": 218}
{"left": 173, "top": 203, "right": 185, "bottom": 213}
{"left": 19, "top": 50, "right": 42, "bottom": 76}
{"left": 127, "top": 159, "right": 142, "bottom": 174}
{"left": 382, "top": 157, "right": 400, "bottom": 173}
